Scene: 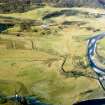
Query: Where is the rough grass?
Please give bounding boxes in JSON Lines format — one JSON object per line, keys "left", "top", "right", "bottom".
{"left": 0, "top": 49, "right": 102, "bottom": 105}
{"left": 0, "top": 6, "right": 105, "bottom": 105}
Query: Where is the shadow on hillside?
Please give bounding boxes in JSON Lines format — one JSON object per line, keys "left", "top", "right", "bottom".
{"left": 42, "top": 9, "right": 103, "bottom": 20}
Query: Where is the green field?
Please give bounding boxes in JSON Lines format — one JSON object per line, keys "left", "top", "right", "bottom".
{"left": 0, "top": 5, "right": 105, "bottom": 105}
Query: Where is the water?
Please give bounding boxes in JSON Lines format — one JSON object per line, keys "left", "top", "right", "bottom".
{"left": 8, "top": 96, "right": 51, "bottom": 105}
{"left": 74, "top": 98, "right": 105, "bottom": 105}
{"left": 0, "top": 23, "right": 14, "bottom": 32}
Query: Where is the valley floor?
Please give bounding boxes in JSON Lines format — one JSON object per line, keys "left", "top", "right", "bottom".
{"left": 0, "top": 6, "right": 105, "bottom": 105}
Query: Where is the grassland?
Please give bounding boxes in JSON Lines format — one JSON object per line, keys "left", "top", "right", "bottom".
{"left": 0, "top": 5, "right": 105, "bottom": 105}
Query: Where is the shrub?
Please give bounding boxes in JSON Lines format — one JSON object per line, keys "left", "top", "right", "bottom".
{"left": 20, "top": 21, "right": 32, "bottom": 31}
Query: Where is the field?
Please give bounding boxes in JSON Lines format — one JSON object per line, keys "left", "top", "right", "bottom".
{"left": 0, "top": 5, "right": 105, "bottom": 105}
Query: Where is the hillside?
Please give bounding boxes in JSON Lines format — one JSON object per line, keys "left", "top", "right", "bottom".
{"left": 0, "top": 4, "right": 105, "bottom": 105}
{"left": 0, "top": 0, "right": 105, "bottom": 13}
{"left": 45, "top": 0, "right": 105, "bottom": 8}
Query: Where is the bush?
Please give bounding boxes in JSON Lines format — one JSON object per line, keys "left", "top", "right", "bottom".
{"left": 20, "top": 21, "right": 32, "bottom": 31}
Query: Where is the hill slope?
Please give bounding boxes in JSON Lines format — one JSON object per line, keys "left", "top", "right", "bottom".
{"left": 0, "top": 0, "right": 105, "bottom": 13}
{"left": 45, "top": 0, "right": 105, "bottom": 8}
{"left": 0, "top": 0, "right": 105, "bottom": 8}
